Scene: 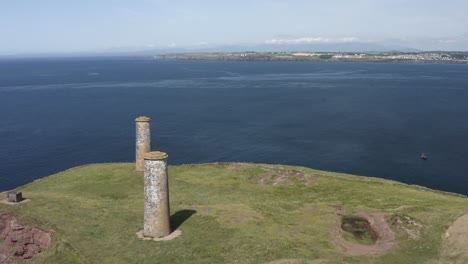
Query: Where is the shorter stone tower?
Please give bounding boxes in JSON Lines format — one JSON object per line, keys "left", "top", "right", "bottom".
{"left": 135, "top": 116, "right": 151, "bottom": 172}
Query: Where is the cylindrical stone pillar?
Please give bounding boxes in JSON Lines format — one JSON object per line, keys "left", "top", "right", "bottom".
{"left": 135, "top": 116, "right": 151, "bottom": 172}
{"left": 143, "top": 151, "right": 171, "bottom": 238}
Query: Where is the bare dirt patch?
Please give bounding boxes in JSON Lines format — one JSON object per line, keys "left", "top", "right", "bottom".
{"left": 388, "top": 213, "right": 423, "bottom": 240}
{"left": 0, "top": 199, "right": 31, "bottom": 206}
{"left": 0, "top": 214, "right": 51, "bottom": 262}
{"left": 252, "top": 167, "right": 319, "bottom": 187}
{"left": 333, "top": 211, "right": 396, "bottom": 256}
{"left": 438, "top": 213, "right": 468, "bottom": 263}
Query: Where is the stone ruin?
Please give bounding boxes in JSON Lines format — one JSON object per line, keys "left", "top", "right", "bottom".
{"left": 7, "top": 192, "right": 22, "bottom": 203}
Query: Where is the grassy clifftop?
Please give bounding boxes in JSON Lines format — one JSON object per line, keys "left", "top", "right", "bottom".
{"left": 1, "top": 163, "right": 467, "bottom": 263}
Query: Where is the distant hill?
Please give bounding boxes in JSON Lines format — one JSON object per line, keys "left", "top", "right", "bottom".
{"left": 147, "top": 42, "right": 420, "bottom": 54}
{"left": 0, "top": 42, "right": 421, "bottom": 59}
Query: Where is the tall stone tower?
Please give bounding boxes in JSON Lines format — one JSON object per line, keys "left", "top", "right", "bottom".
{"left": 143, "top": 151, "right": 171, "bottom": 238}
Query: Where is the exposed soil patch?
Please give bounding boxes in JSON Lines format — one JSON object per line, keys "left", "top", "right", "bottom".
{"left": 0, "top": 199, "right": 31, "bottom": 206}
{"left": 438, "top": 213, "right": 468, "bottom": 263}
{"left": 388, "top": 213, "right": 423, "bottom": 240}
{"left": 0, "top": 214, "right": 51, "bottom": 262}
{"left": 333, "top": 211, "right": 396, "bottom": 256}
{"left": 253, "top": 167, "right": 319, "bottom": 186}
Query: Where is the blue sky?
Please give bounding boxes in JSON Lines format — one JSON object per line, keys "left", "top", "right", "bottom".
{"left": 1, "top": 0, "right": 468, "bottom": 54}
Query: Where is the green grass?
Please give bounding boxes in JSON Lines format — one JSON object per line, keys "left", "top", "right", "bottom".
{"left": 1, "top": 162, "right": 467, "bottom": 263}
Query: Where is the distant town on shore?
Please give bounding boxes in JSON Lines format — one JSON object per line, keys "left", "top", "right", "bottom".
{"left": 154, "top": 51, "right": 468, "bottom": 64}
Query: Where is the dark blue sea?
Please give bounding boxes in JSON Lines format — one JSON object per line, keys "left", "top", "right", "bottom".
{"left": 1, "top": 57, "right": 467, "bottom": 195}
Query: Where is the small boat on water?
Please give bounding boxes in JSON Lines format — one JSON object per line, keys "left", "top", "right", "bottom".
{"left": 421, "top": 153, "right": 428, "bottom": 160}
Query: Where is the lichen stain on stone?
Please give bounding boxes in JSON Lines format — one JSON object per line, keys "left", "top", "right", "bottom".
{"left": 144, "top": 158, "right": 170, "bottom": 238}
{"left": 135, "top": 121, "right": 151, "bottom": 171}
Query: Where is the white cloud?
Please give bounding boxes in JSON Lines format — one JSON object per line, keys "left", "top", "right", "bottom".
{"left": 265, "top": 37, "right": 360, "bottom": 45}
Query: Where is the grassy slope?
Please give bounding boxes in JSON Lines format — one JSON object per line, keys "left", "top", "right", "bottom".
{"left": 1, "top": 163, "right": 467, "bottom": 264}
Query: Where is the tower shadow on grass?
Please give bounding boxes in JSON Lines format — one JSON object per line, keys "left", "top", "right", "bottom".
{"left": 171, "top": 210, "right": 197, "bottom": 231}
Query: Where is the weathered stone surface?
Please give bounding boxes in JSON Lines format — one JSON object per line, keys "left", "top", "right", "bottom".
{"left": 135, "top": 116, "right": 151, "bottom": 122}
{"left": 136, "top": 229, "right": 181, "bottom": 241}
{"left": 7, "top": 192, "right": 22, "bottom": 203}
{"left": 135, "top": 117, "right": 151, "bottom": 172}
{"left": 0, "top": 214, "right": 51, "bottom": 261}
{"left": 143, "top": 152, "right": 171, "bottom": 238}
{"left": 24, "top": 244, "right": 40, "bottom": 259}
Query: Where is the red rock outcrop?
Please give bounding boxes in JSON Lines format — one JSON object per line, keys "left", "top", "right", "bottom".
{"left": 0, "top": 214, "right": 51, "bottom": 262}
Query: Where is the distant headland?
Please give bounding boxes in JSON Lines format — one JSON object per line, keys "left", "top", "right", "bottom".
{"left": 154, "top": 51, "right": 468, "bottom": 64}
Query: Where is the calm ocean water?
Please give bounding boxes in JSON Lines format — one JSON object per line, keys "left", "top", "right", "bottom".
{"left": 0, "top": 57, "right": 467, "bottom": 195}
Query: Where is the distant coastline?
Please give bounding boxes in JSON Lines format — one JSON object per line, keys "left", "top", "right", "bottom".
{"left": 154, "top": 51, "right": 468, "bottom": 64}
